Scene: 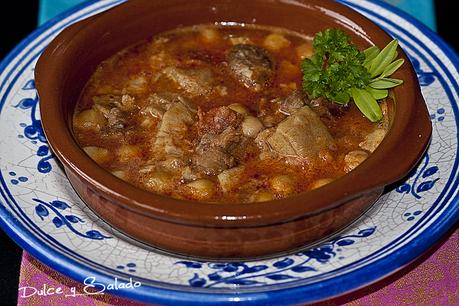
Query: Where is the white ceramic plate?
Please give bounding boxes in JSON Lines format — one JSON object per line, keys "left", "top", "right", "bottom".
{"left": 0, "top": 0, "right": 458, "bottom": 304}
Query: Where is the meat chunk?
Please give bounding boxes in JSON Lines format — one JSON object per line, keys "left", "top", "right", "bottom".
{"left": 90, "top": 94, "right": 139, "bottom": 130}
{"left": 255, "top": 128, "right": 274, "bottom": 151}
{"left": 265, "top": 106, "right": 335, "bottom": 160}
{"left": 196, "top": 106, "right": 243, "bottom": 137}
{"left": 279, "top": 90, "right": 306, "bottom": 115}
{"left": 105, "top": 108, "right": 126, "bottom": 129}
{"left": 141, "top": 92, "right": 188, "bottom": 120}
{"left": 192, "top": 127, "right": 241, "bottom": 175}
{"left": 227, "top": 44, "right": 273, "bottom": 92}
{"left": 155, "top": 97, "right": 196, "bottom": 137}
{"left": 92, "top": 94, "right": 121, "bottom": 106}
{"left": 191, "top": 106, "right": 257, "bottom": 175}
{"left": 228, "top": 135, "right": 259, "bottom": 162}
{"left": 257, "top": 98, "right": 286, "bottom": 127}
{"left": 92, "top": 103, "right": 125, "bottom": 130}
{"left": 307, "top": 97, "right": 348, "bottom": 120}
{"left": 192, "top": 129, "right": 259, "bottom": 176}
{"left": 192, "top": 147, "right": 236, "bottom": 176}
{"left": 93, "top": 94, "right": 136, "bottom": 112}
{"left": 154, "top": 97, "right": 197, "bottom": 163}
{"left": 163, "top": 67, "right": 213, "bottom": 97}
{"left": 126, "top": 75, "right": 148, "bottom": 94}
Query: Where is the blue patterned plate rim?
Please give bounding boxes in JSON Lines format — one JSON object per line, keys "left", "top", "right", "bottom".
{"left": 0, "top": 0, "right": 458, "bottom": 305}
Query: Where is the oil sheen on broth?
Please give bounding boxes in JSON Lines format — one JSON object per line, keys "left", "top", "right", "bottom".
{"left": 73, "top": 24, "right": 390, "bottom": 203}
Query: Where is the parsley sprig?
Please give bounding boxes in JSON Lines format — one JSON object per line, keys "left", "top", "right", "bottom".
{"left": 301, "top": 28, "right": 404, "bottom": 122}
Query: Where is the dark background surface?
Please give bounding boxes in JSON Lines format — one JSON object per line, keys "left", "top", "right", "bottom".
{"left": 0, "top": 1, "right": 457, "bottom": 305}
{"left": 1, "top": 3, "right": 39, "bottom": 305}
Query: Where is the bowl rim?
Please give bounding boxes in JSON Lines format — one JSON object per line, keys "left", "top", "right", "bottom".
{"left": 35, "top": 0, "right": 432, "bottom": 227}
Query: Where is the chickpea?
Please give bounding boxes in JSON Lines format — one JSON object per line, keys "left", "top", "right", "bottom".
{"left": 270, "top": 175, "right": 295, "bottom": 196}
{"left": 83, "top": 146, "right": 110, "bottom": 164}
{"left": 111, "top": 170, "right": 127, "bottom": 181}
{"left": 296, "top": 42, "right": 313, "bottom": 60}
{"left": 263, "top": 33, "right": 291, "bottom": 52}
{"left": 242, "top": 116, "right": 264, "bottom": 138}
{"left": 228, "top": 103, "right": 249, "bottom": 115}
{"left": 145, "top": 171, "right": 173, "bottom": 193}
{"left": 318, "top": 150, "right": 334, "bottom": 163}
{"left": 250, "top": 191, "right": 274, "bottom": 203}
{"left": 215, "top": 85, "right": 228, "bottom": 96}
{"left": 310, "top": 178, "right": 334, "bottom": 190}
{"left": 279, "top": 83, "right": 297, "bottom": 92}
{"left": 186, "top": 179, "right": 216, "bottom": 201}
{"left": 73, "top": 108, "right": 106, "bottom": 131}
{"left": 117, "top": 144, "right": 141, "bottom": 163}
{"left": 200, "top": 27, "right": 221, "bottom": 44}
{"left": 217, "top": 166, "right": 244, "bottom": 192}
{"left": 344, "top": 150, "right": 369, "bottom": 173}
{"left": 359, "top": 129, "right": 386, "bottom": 153}
{"left": 279, "top": 60, "right": 301, "bottom": 80}
{"left": 229, "top": 36, "right": 253, "bottom": 45}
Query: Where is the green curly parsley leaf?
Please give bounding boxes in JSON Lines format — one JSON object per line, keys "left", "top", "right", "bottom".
{"left": 301, "top": 28, "right": 405, "bottom": 122}
{"left": 302, "top": 28, "right": 370, "bottom": 105}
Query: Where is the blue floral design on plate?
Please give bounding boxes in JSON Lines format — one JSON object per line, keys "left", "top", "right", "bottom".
{"left": 430, "top": 108, "right": 446, "bottom": 122}
{"left": 15, "top": 79, "right": 54, "bottom": 173}
{"left": 116, "top": 262, "right": 137, "bottom": 273}
{"left": 403, "top": 210, "right": 423, "bottom": 221}
{"left": 396, "top": 153, "right": 440, "bottom": 199}
{"left": 409, "top": 56, "right": 438, "bottom": 86}
{"left": 176, "top": 227, "right": 376, "bottom": 287}
{"left": 8, "top": 171, "right": 28, "bottom": 185}
{"left": 33, "top": 198, "right": 111, "bottom": 240}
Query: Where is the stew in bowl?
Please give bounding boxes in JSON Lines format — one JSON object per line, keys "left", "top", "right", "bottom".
{"left": 73, "top": 24, "right": 393, "bottom": 203}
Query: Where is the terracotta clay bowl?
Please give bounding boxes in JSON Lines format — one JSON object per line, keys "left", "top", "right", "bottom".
{"left": 35, "top": 0, "right": 431, "bottom": 259}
